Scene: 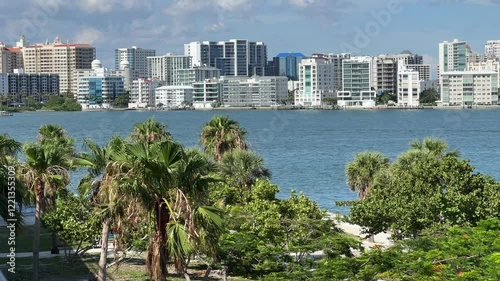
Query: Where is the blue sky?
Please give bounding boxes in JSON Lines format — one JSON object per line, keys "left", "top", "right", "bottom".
{"left": 0, "top": 0, "right": 499, "bottom": 76}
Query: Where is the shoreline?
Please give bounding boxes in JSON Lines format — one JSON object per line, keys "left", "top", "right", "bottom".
{"left": 5, "top": 105, "right": 500, "bottom": 113}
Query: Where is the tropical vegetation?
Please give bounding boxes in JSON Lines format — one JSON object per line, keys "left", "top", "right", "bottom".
{"left": 1, "top": 117, "right": 500, "bottom": 281}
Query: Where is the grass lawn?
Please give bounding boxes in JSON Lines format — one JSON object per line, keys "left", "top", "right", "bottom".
{"left": 0, "top": 254, "right": 253, "bottom": 281}
{"left": 0, "top": 225, "right": 52, "bottom": 252}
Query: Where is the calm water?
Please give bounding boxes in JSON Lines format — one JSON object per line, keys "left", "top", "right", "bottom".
{"left": 2, "top": 109, "right": 500, "bottom": 214}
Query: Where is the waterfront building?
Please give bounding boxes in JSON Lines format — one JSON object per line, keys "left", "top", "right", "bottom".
{"left": 173, "top": 66, "right": 220, "bottom": 86}
{"left": 147, "top": 53, "right": 191, "bottom": 84}
{"left": 77, "top": 60, "right": 125, "bottom": 109}
{"left": 296, "top": 54, "right": 335, "bottom": 107}
{"left": 438, "top": 39, "right": 469, "bottom": 77}
{"left": 326, "top": 53, "right": 351, "bottom": 92}
{"left": 405, "top": 64, "right": 431, "bottom": 81}
{"left": 485, "top": 40, "right": 500, "bottom": 58}
{"left": 338, "top": 56, "right": 376, "bottom": 107}
{"left": 0, "top": 70, "right": 59, "bottom": 104}
{"left": 77, "top": 60, "right": 132, "bottom": 91}
{"left": 192, "top": 79, "right": 220, "bottom": 109}
{"left": 220, "top": 76, "right": 288, "bottom": 107}
{"left": 23, "top": 36, "right": 95, "bottom": 96}
{"left": 128, "top": 78, "right": 165, "bottom": 108}
{"left": 155, "top": 85, "right": 193, "bottom": 108}
{"left": 266, "top": 52, "right": 305, "bottom": 81}
{"left": 115, "top": 46, "right": 155, "bottom": 79}
{"left": 467, "top": 59, "right": 500, "bottom": 87}
{"left": 440, "top": 71, "right": 498, "bottom": 106}
{"left": 184, "top": 39, "right": 267, "bottom": 76}
{"left": 397, "top": 65, "right": 420, "bottom": 107}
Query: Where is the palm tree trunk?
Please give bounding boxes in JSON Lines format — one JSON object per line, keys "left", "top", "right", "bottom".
{"left": 147, "top": 198, "right": 169, "bottom": 281}
{"left": 32, "top": 179, "right": 43, "bottom": 281}
{"left": 98, "top": 217, "right": 111, "bottom": 281}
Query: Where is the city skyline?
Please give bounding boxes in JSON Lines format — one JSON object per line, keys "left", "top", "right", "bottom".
{"left": 1, "top": 0, "right": 499, "bottom": 74}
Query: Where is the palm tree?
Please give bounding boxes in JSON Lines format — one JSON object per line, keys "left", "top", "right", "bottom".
{"left": 410, "top": 138, "right": 458, "bottom": 157}
{"left": 79, "top": 137, "right": 126, "bottom": 281}
{"left": 36, "top": 125, "right": 78, "bottom": 254}
{"left": 20, "top": 143, "right": 71, "bottom": 281}
{"left": 200, "top": 116, "right": 247, "bottom": 162}
{"left": 0, "top": 134, "right": 23, "bottom": 226}
{"left": 130, "top": 117, "right": 171, "bottom": 145}
{"left": 219, "top": 149, "right": 271, "bottom": 203}
{"left": 345, "top": 151, "right": 390, "bottom": 200}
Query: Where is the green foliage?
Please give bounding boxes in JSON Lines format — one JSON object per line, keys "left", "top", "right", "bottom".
{"left": 376, "top": 92, "right": 397, "bottom": 105}
{"left": 420, "top": 89, "right": 440, "bottom": 105}
{"left": 42, "top": 96, "right": 81, "bottom": 111}
{"left": 348, "top": 139, "right": 500, "bottom": 239}
{"left": 41, "top": 195, "right": 100, "bottom": 261}
{"left": 111, "top": 91, "right": 129, "bottom": 108}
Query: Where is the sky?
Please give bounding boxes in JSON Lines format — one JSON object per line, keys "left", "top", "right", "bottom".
{"left": 1, "top": 0, "right": 499, "bottom": 77}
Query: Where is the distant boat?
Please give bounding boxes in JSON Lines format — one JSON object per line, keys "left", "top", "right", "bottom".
{"left": 0, "top": 111, "right": 13, "bottom": 116}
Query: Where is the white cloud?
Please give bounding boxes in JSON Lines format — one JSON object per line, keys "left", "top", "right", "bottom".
{"left": 73, "top": 27, "right": 103, "bottom": 44}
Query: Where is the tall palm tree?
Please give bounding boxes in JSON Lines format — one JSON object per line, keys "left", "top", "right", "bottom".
{"left": 345, "top": 151, "right": 390, "bottom": 200}
{"left": 0, "top": 134, "right": 23, "bottom": 226}
{"left": 36, "top": 125, "right": 78, "bottom": 254}
{"left": 79, "top": 136, "right": 126, "bottom": 281}
{"left": 109, "top": 140, "right": 184, "bottom": 281}
{"left": 130, "top": 117, "right": 172, "bottom": 145}
{"left": 200, "top": 116, "right": 247, "bottom": 162}
{"left": 20, "top": 143, "right": 71, "bottom": 281}
{"left": 219, "top": 149, "right": 271, "bottom": 203}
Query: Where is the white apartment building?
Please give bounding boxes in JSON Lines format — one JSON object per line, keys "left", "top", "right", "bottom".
{"left": 485, "top": 40, "right": 500, "bottom": 58}
{"left": 440, "top": 71, "right": 498, "bottom": 106}
{"left": 76, "top": 60, "right": 132, "bottom": 92}
{"left": 339, "top": 56, "right": 376, "bottom": 107}
{"left": 296, "top": 55, "right": 335, "bottom": 107}
{"left": 115, "top": 46, "right": 156, "bottom": 79}
{"left": 467, "top": 59, "right": 500, "bottom": 87}
{"left": 184, "top": 39, "right": 267, "bottom": 76}
{"left": 397, "top": 65, "right": 420, "bottom": 107}
{"left": 155, "top": 85, "right": 193, "bottom": 108}
{"left": 174, "top": 66, "right": 221, "bottom": 86}
{"left": 220, "top": 76, "right": 288, "bottom": 107}
{"left": 147, "top": 53, "right": 191, "bottom": 84}
{"left": 193, "top": 79, "right": 220, "bottom": 109}
{"left": 326, "top": 53, "right": 351, "bottom": 91}
{"left": 23, "top": 37, "right": 95, "bottom": 96}
{"left": 77, "top": 61, "right": 125, "bottom": 109}
{"left": 128, "top": 78, "right": 165, "bottom": 108}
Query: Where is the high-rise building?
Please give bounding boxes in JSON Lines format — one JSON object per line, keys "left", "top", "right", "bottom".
{"left": 173, "top": 66, "right": 220, "bottom": 86}
{"left": 326, "top": 53, "right": 351, "bottom": 92}
{"left": 147, "top": 53, "right": 191, "bottom": 84}
{"left": 397, "top": 65, "right": 420, "bottom": 107}
{"left": 220, "top": 76, "right": 288, "bottom": 107}
{"left": 115, "top": 46, "right": 156, "bottom": 79}
{"left": 184, "top": 39, "right": 267, "bottom": 76}
{"left": 485, "top": 40, "right": 500, "bottom": 58}
{"left": 0, "top": 44, "right": 24, "bottom": 73}
{"left": 23, "top": 37, "right": 95, "bottom": 96}
{"left": 266, "top": 53, "right": 305, "bottom": 81}
{"left": 296, "top": 54, "right": 336, "bottom": 107}
{"left": 77, "top": 60, "right": 125, "bottom": 109}
{"left": 128, "top": 78, "right": 165, "bottom": 108}
{"left": 438, "top": 39, "right": 469, "bottom": 76}
{"left": 338, "top": 56, "right": 376, "bottom": 107}
{"left": 440, "top": 71, "right": 498, "bottom": 106}
{"left": 405, "top": 64, "right": 431, "bottom": 81}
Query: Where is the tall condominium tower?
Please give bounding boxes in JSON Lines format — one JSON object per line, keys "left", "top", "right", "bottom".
{"left": 115, "top": 46, "right": 156, "bottom": 79}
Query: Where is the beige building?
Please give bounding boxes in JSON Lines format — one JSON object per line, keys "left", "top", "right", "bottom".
{"left": 0, "top": 45, "right": 23, "bottom": 73}
{"left": 440, "top": 71, "right": 498, "bottom": 106}
{"left": 23, "top": 37, "right": 95, "bottom": 96}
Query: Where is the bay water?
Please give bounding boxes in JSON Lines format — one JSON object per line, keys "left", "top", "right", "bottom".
{"left": 2, "top": 109, "right": 499, "bottom": 214}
